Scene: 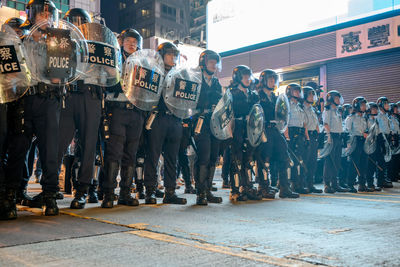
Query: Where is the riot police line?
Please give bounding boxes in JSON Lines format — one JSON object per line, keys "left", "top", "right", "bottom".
{"left": 0, "top": 0, "right": 399, "bottom": 220}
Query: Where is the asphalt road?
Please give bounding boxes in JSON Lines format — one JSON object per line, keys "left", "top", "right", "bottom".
{"left": 1, "top": 171, "right": 400, "bottom": 267}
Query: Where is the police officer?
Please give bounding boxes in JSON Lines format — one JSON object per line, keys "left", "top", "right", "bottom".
{"left": 57, "top": 8, "right": 102, "bottom": 209}
{"left": 338, "top": 104, "right": 353, "bottom": 190}
{"left": 143, "top": 42, "right": 187, "bottom": 205}
{"left": 256, "top": 70, "right": 299, "bottom": 199}
{"left": 228, "top": 65, "right": 261, "bottom": 202}
{"left": 306, "top": 81, "right": 324, "bottom": 115}
{"left": 6, "top": 0, "right": 62, "bottom": 216}
{"left": 302, "top": 86, "right": 323, "bottom": 193}
{"left": 388, "top": 103, "right": 400, "bottom": 182}
{"left": 284, "top": 83, "right": 309, "bottom": 194}
{"left": 365, "top": 102, "right": 382, "bottom": 191}
{"left": 3, "top": 17, "right": 33, "bottom": 206}
{"left": 101, "top": 28, "right": 144, "bottom": 208}
{"left": 322, "top": 91, "right": 349, "bottom": 193}
{"left": 193, "top": 50, "right": 223, "bottom": 205}
{"left": 345, "top": 97, "right": 371, "bottom": 192}
{"left": 374, "top": 97, "right": 393, "bottom": 188}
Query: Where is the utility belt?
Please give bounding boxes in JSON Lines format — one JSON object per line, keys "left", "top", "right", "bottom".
{"left": 25, "top": 82, "right": 63, "bottom": 98}
{"left": 330, "top": 132, "right": 341, "bottom": 138}
{"left": 158, "top": 109, "right": 181, "bottom": 120}
{"left": 288, "top": 126, "right": 305, "bottom": 136}
{"left": 308, "top": 130, "right": 318, "bottom": 137}
{"left": 67, "top": 81, "right": 103, "bottom": 99}
{"left": 106, "top": 100, "right": 138, "bottom": 111}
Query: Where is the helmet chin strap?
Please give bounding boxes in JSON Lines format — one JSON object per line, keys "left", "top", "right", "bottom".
{"left": 204, "top": 68, "right": 215, "bottom": 76}
{"left": 240, "top": 81, "right": 250, "bottom": 89}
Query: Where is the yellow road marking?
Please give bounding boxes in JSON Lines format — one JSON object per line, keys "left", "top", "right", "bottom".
{"left": 303, "top": 194, "right": 400, "bottom": 203}
{"left": 344, "top": 193, "right": 400, "bottom": 199}
{"left": 54, "top": 210, "right": 321, "bottom": 266}
{"left": 129, "top": 230, "right": 319, "bottom": 267}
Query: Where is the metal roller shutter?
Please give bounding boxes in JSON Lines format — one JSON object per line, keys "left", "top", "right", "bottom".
{"left": 327, "top": 48, "right": 400, "bottom": 104}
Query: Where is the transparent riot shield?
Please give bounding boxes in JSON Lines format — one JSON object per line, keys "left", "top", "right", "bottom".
{"left": 210, "top": 89, "right": 234, "bottom": 140}
{"left": 247, "top": 104, "right": 265, "bottom": 147}
{"left": 163, "top": 66, "right": 202, "bottom": 119}
{"left": 0, "top": 25, "right": 31, "bottom": 103}
{"left": 24, "top": 20, "right": 88, "bottom": 86}
{"left": 122, "top": 49, "right": 165, "bottom": 111}
{"left": 275, "top": 93, "right": 290, "bottom": 133}
{"left": 78, "top": 22, "right": 121, "bottom": 87}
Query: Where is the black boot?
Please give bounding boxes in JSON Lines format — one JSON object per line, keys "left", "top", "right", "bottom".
{"left": 26, "top": 192, "right": 44, "bottom": 208}
{"left": 88, "top": 181, "right": 99, "bottom": 203}
{"left": 307, "top": 181, "right": 323, "bottom": 193}
{"left": 101, "top": 161, "right": 119, "bottom": 208}
{"left": 155, "top": 188, "right": 164, "bottom": 198}
{"left": 163, "top": 187, "right": 187, "bottom": 205}
{"left": 257, "top": 186, "right": 276, "bottom": 199}
{"left": 332, "top": 178, "right": 350, "bottom": 192}
{"left": 324, "top": 184, "right": 335, "bottom": 194}
{"left": 206, "top": 190, "right": 222, "bottom": 203}
{"left": 245, "top": 186, "right": 262, "bottom": 200}
{"left": 0, "top": 189, "right": 17, "bottom": 220}
{"left": 196, "top": 191, "right": 208, "bottom": 206}
{"left": 118, "top": 166, "right": 139, "bottom": 206}
{"left": 279, "top": 186, "right": 299, "bottom": 198}
{"left": 101, "top": 190, "right": 115, "bottom": 208}
{"left": 70, "top": 184, "right": 89, "bottom": 209}
{"left": 118, "top": 188, "right": 139, "bottom": 206}
{"left": 278, "top": 168, "right": 299, "bottom": 198}
{"left": 145, "top": 187, "right": 157, "bottom": 204}
{"left": 43, "top": 191, "right": 59, "bottom": 216}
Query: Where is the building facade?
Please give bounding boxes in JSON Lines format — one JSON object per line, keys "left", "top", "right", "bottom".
{"left": 218, "top": 10, "right": 400, "bottom": 103}
{"left": 1, "top": 0, "right": 100, "bottom": 19}
{"left": 114, "top": 0, "right": 189, "bottom": 42}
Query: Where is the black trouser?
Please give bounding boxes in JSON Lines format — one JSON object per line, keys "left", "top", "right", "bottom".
{"left": 221, "top": 145, "right": 230, "bottom": 184}
{"left": 288, "top": 127, "right": 306, "bottom": 190}
{"left": 323, "top": 133, "right": 342, "bottom": 187}
{"left": 178, "top": 124, "right": 191, "bottom": 187}
{"left": 388, "top": 134, "right": 399, "bottom": 182}
{"left": 103, "top": 103, "right": 145, "bottom": 190}
{"left": 144, "top": 112, "right": 182, "bottom": 190}
{"left": 194, "top": 119, "right": 220, "bottom": 193}
{"left": 6, "top": 94, "right": 61, "bottom": 192}
{"left": 366, "top": 134, "right": 388, "bottom": 187}
{"left": 58, "top": 87, "right": 102, "bottom": 187}
{"left": 257, "top": 125, "right": 291, "bottom": 190}
{"left": 348, "top": 136, "right": 367, "bottom": 187}
{"left": 229, "top": 120, "right": 256, "bottom": 193}
{"left": 304, "top": 130, "right": 319, "bottom": 188}
{"left": 0, "top": 104, "right": 7, "bottom": 189}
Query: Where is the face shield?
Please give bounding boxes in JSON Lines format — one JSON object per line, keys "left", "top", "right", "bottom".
{"left": 28, "top": 3, "right": 59, "bottom": 26}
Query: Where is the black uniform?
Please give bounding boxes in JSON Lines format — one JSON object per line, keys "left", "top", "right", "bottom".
{"left": 6, "top": 84, "right": 62, "bottom": 215}
{"left": 143, "top": 97, "right": 183, "bottom": 197}
{"left": 57, "top": 82, "right": 102, "bottom": 204}
{"left": 229, "top": 86, "right": 259, "bottom": 200}
{"left": 257, "top": 90, "right": 298, "bottom": 198}
{"left": 102, "top": 76, "right": 145, "bottom": 207}
{"left": 193, "top": 75, "right": 222, "bottom": 203}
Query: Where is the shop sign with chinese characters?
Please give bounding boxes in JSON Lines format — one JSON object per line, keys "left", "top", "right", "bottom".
{"left": 337, "top": 16, "right": 400, "bottom": 58}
